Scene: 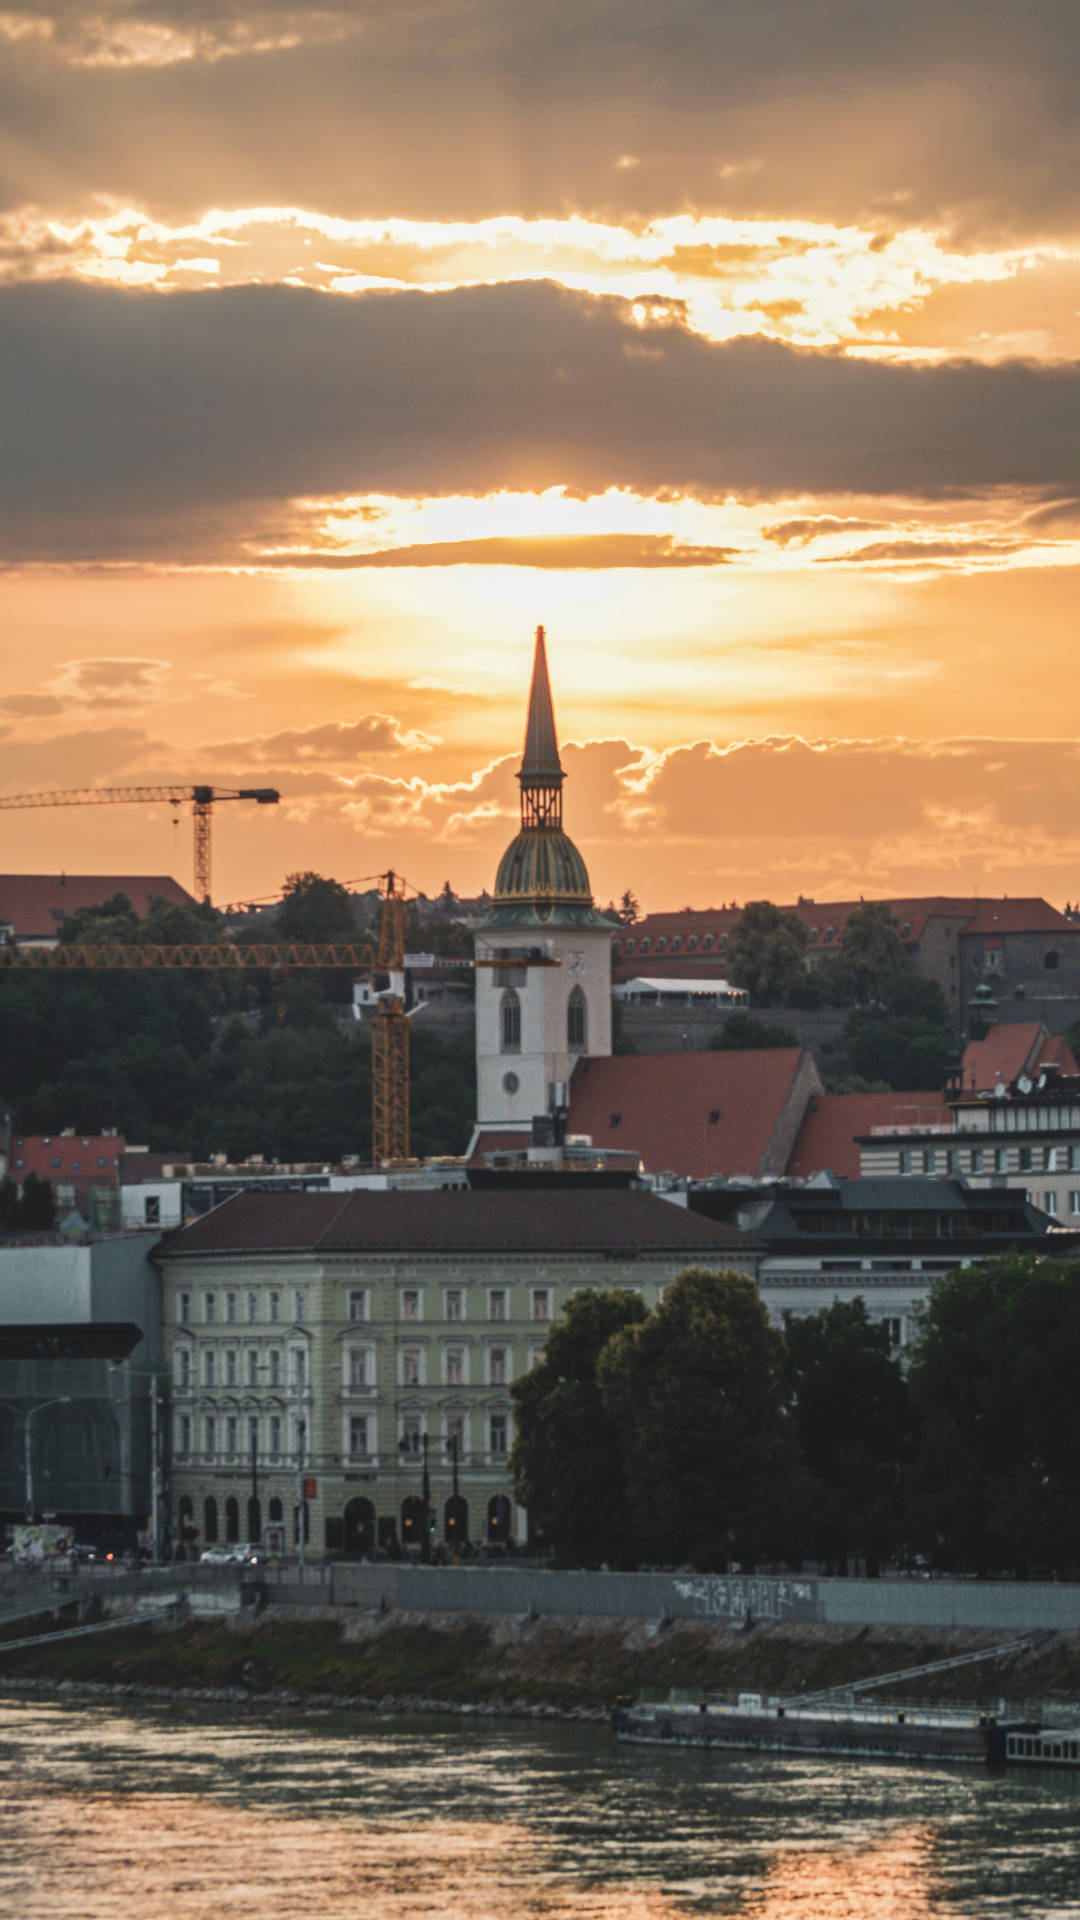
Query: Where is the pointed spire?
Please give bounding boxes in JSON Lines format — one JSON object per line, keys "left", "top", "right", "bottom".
{"left": 518, "top": 624, "right": 564, "bottom": 829}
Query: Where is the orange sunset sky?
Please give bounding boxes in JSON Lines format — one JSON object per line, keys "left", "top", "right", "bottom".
{"left": 3, "top": 1, "right": 1080, "bottom": 911}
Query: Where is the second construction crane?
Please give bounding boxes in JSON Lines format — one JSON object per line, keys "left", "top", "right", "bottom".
{"left": 0, "top": 785, "right": 280, "bottom": 905}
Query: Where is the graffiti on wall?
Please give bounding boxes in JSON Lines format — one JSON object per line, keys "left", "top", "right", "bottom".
{"left": 671, "top": 1574, "right": 821, "bottom": 1623}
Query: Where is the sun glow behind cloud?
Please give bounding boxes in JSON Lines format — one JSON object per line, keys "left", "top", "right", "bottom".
{"left": 5, "top": 202, "right": 1077, "bottom": 358}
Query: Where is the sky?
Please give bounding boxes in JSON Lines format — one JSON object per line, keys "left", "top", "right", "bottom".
{"left": 3, "top": 0, "right": 1080, "bottom": 913}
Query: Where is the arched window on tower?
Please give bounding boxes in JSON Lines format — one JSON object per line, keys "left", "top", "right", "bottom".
{"left": 567, "top": 985, "right": 587, "bottom": 1053}
{"left": 500, "top": 988, "right": 521, "bottom": 1053}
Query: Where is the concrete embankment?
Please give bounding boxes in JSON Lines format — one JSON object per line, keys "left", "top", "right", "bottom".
{"left": 3, "top": 1592, "right": 1080, "bottom": 1718}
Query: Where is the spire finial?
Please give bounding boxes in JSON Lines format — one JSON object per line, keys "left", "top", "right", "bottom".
{"left": 518, "top": 623, "right": 564, "bottom": 829}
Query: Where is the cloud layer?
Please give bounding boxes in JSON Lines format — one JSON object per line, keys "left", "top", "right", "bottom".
{"left": 2, "top": 279, "right": 1079, "bottom": 561}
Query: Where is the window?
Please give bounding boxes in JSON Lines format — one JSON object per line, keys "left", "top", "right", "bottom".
{"left": 488, "top": 1289, "right": 507, "bottom": 1322}
{"left": 179, "top": 1292, "right": 190, "bottom": 1325}
{"left": 531, "top": 1288, "right": 551, "bottom": 1322}
{"left": 401, "top": 1288, "right": 420, "bottom": 1321}
{"left": 205, "top": 1415, "right": 216, "bottom": 1457}
{"left": 269, "top": 1348, "right": 282, "bottom": 1386}
{"left": 1019, "top": 1146, "right": 1033, "bottom": 1172}
{"left": 269, "top": 1414, "right": 282, "bottom": 1456}
{"left": 567, "top": 985, "right": 587, "bottom": 1053}
{"left": 400, "top": 1416, "right": 421, "bottom": 1455}
{"left": 176, "top": 1348, "right": 191, "bottom": 1389}
{"left": 1044, "top": 1191, "right": 1058, "bottom": 1215}
{"left": 294, "top": 1289, "right": 306, "bottom": 1322}
{"left": 225, "top": 1348, "right": 238, "bottom": 1386}
{"left": 226, "top": 1496, "right": 240, "bottom": 1543}
{"left": 292, "top": 1346, "right": 306, "bottom": 1389}
{"left": 349, "top": 1348, "right": 370, "bottom": 1388}
{"left": 247, "top": 1349, "right": 259, "bottom": 1387}
{"left": 445, "top": 1414, "right": 465, "bottom": 1461}
{"left": 883, "top": 1318, "right": 902, "bottom": 1348}
{"left": 348, "top": 1289, "right": 368, "bottom": 1322}
{"left": 445, "top": 1347, "right": 464, "bottom": 1386}
{"left": 349, "top": 1415, "right": 369, "bottom": 1456}
{"left": 225, "top": 1414, "right": 238, "bottom": 1455}
{"left": 687, "top": 935, "right": 698, "bottom": 952}
{"left": 268, "top": 1290, "right": 280, "bottom": 1322}
{"left": 177, "top": 1414, "right": 191, "bottom": 1456}
{"left": 204, "top": 1497, "right": 218, "bottom": 1543}
{"left": 445, "top": 1289, "right": 463, "bottom": 1322}
{"left": 995, "top": 1146, "right": 1009, "bottom": 1173}
{"left": 970, "top": 1148, "right": 983, "bottom": 1173}
{"left": 489, "top": 1347, "right": 507, "bottom": 1385}
{"left": 1070, "top": 1145, "right": 1080, "bottom": 1173}
{"left": 226, "top": 1291, "right": 237, "bottom": 1323}
{"left": 639, "top": 937, "right": 651, "bottom": 955}
{"left": 1045, "top": 949, "right": 1060, "bottom": 971}
{"left": 898, "top": 1150, "right": 912, "bottom": 1175}
{"left": 248, "top": 1414, "right": 259, "bottom": 1452}
{"left": 1070, "top": 1191, "right": 1080, "bottom": 1216}
{"left": 655, "top": 936, "right": 667, "bottom": 953}
{"left": 203, "top": 1349, "right": 216, "bottom": 1387}
{"left": 144, "top": 1195, "right": 161, "bottom": 1226}
{"left": 247, "top": 1291, "right": 258, "bottom": 1324}
{"left": 671, "top": 935, "right": 682, "bottom": 952}
{"left": 921, "top": 1148, "right": 935, "bottom": 1174}
{"left": 500, "top": 987, "right": 522, "bottom": 1053}
{"left": 624, "top": 938, "right": 636, "bottom": 955}
{"left": 205, "top": 1293, "right": 216, "bottom": 1324}
{"left": 528, "top": 1342, "right": 546, "bottom": 1369}
{"left": 1047, "top": 1147, "right": 1060, "bottom": 1172}
{"left": 703, "top": 933, "right": 714, "bottom": 951}
{"left": 489, "top": 1412, "right": 508, "bottom": 1456}
{"left": 401, "top": 1347, "right": 421, "bottom": 1386}
{"left": 945, "top": 1148, "right": 957, "bottom": 1174}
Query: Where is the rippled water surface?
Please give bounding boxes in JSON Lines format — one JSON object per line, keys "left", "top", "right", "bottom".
{"left": 1, "top": 1694, "right": 1078, "bottom": 1917}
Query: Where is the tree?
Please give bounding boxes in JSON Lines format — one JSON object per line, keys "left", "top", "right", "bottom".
{"left": 710, "top": 1012, "right": 800, "bottom": 1050}
{"left": 616, "top": 890, "right": 640, "bottom": 925}
{"left": 598, "top": 1268, "right": 796, "bottom": 1569}
{"left": 841, "top": 973, "right": 954, "bottom": 1090}
{"left": 821, "top": 901, "right": 913, "bottom": 1005}
{"left": 0, "top": 1173, "right": 56, "bottom": 1231}
{"left": 783, "top": 1300, "right": 913, "bottom": 1573}
{"left": 276, "top": 872, "right": 357, "bottom": 942}
{"left": 724, "top": 902, "right": 808, "bottom": 1006}
{"left": 511, "top": 1288, "right": 647, "bottom": 1564}
{"left": 906, "top": 1254, "right": 1080, "bottom": 1575}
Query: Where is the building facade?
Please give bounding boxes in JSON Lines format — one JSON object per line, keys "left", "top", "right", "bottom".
{"left": 156, "top": 1187, "right": 759, "bottom": 1558}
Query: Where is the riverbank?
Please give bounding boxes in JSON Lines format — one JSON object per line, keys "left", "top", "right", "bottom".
{"left": 3, "top": 1605, "right": 1080, "bottom": 1717}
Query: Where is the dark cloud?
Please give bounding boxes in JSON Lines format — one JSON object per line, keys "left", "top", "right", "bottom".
{"left": 51, "top": 656, "right": 170, "bottom": 703}
{"left": 0, "top": 692, "right": 65, "bottom": 716}
{"left": 273, "top": 535, "right": 741, "bottom": 569}
{"left": 823, "top": 538, "right": 1025, "bottom": 564}
{"left": 1, "top": 3, "right": 1078, "bottom": 237}
{"left": 0, "top": 725, "right": 164, "bottom": 788}
{"left": 1, "top": 280, "right": 1078, "bottom": 561}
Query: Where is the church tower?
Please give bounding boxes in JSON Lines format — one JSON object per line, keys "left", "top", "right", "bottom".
{"left": 472, "top": 626, "right": 616, "bottom": 1144}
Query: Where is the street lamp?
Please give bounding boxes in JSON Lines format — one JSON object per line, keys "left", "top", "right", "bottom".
{"left": 291, "top": 1325, "right": 312, "bottom": 1571}
{"left": 22, "top": 1398, "right": 71, "bottom": 1521}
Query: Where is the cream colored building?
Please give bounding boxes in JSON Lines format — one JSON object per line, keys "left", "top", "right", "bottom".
{"left": 156, "top": 1186, "right": 758, "bottom": 1557}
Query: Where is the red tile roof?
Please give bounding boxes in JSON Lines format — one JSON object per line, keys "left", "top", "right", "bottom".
{"left": 0, "top": 874, "right": 196, "bottom": 940}
{"left": 960, "top": 1023, "right": 1046, "bottom": 1092}
{"left": 158, "top": 1187, "right": 760, "bottom": 1257}
{"left": 786, "top": 1093, "right": 950, "bottom": 1179}
{"left": 1038, "top": 1034, "right": 1080, "bottom": 1076}
{"left": 567, "top": 1048, "right": 816, "bottom": 1180}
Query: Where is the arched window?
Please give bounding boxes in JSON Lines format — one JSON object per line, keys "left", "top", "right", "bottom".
{"left": 268, "top": 1496, "right": 283, "bottom": 1524}
{"left": 247, "top": 1495, "right": 261, "bottom": 1544}
{"left": 225, "top": 1496, "right": 240, "bottom": 1543}
{"left": 500, "top": 987, "right": 521, "bottom": 1053}
{"left": 567, "top": 985, "right": 587, "bottom": 1053}
{"left": 203, "top": 1496, "right": 218, "bottom": 1543}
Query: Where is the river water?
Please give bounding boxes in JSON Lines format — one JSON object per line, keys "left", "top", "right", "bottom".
{"left": 1, "top": 1694, "right": 1078, "bottom": 1918}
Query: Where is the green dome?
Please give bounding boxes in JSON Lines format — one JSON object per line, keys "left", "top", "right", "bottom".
{"left": 493, "top": 828, "right": 593, "bottom": 908}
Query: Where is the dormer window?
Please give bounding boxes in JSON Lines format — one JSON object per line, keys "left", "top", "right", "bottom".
{"left": 671, "top": 935, "right": 682, "bottom": 952}
{"left": 687, "top": 935, "right": 698, "bottom": 952}
{"left": 639, "top": 938, "right": 651, "bottom": 954}
{"left": 655, "top": 936, "right": 667, "bottom": 953}
{"left": 703, "top": 933, "right": 714, "bottom": 950}
{"left": 808, "top": 927, "right": 820, "bottom": 944}
{"left": 624, "top": 938, "right": 636, "bottom": 954}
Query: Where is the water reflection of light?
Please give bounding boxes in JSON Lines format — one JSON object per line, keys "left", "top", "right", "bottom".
{"left": 739, "top": 1825, "right": 938, "bottom": 1918}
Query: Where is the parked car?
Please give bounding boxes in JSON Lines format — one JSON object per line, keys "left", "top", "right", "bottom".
{"left": 68, "top": 1543, "right": 101, "bottom": 1563}
{"left": 199, "top": 1544, "right": 263, "bottom": 1565}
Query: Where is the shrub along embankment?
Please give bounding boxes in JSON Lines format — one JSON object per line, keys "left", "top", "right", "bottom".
{"left": 2, "top": 1607, "right": 1080, "bottom": 1714}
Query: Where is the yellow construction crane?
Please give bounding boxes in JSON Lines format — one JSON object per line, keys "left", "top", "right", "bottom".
{"left": 0, "top": 868, "right": 411, "bottom": 1166}
{"left": 0, "top": 785, "right": 280, "bottom": 906}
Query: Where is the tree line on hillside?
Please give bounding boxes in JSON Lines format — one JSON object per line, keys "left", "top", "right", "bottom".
{"left": 0, "top": 875, "right": 475, "bottom": 1161}
{"left": 511, "top": 1255, "right": 1080, "bottom": 1578}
